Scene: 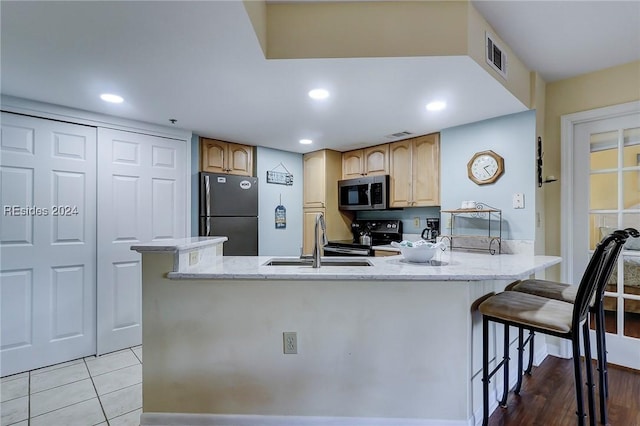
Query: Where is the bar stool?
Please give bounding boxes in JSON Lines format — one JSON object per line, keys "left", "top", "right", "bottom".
{"left": 507, "top": 228, "right": 638, "bottom": 425}
{"left": 478, "top": 231, "right": 628, "bottom": 426}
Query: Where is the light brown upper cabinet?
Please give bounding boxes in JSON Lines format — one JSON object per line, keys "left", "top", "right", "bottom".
{"left": 200, "top": 138, "right": 254, "bottom": 176}
{"left": 389, "top": 133, "right": 440, "bottom": 207}
{"left": 342, "top": 145, "right": 389, "bottom": 179}
{"left": 303, "top": 149, "right": 330, "bottom": 209}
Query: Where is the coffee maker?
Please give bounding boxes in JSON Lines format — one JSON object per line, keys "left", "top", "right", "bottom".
{"left": 421, "top": 218, "right": 440, "bottom": 242}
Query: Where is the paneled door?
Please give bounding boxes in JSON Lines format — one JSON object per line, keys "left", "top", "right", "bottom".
{"left": 0, "top": 112, "right": 97, "bottom": 376}
{"left": 566, "top": 103, "right": 640, "bottom": 369}
{"left": 97, "top": 128, "right": 187, "bottom": 355}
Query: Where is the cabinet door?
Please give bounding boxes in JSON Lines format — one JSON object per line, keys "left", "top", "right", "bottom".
{"left": 363, "top": 145, "right": 389, "bottom": 176}
{"left": 389, "top": 140, "right": 412, "bottom": 207}
{"left": 412, "top": 134, "right": 440, "bottom": 206}
{"left": 303, "top": 208, "right": 325, "bottom": 255}
{"left": 201, "top": 138, "right": 226, "bottom": 173}
{"left": 374, "top": 250, "right": 397, "bottom": 257}
{"left": 227, "top": 143, "right": 253, "bottom": 176}
{"left": 342, "top": 150, "right": 363, "bottom": 179}
{"left": 303, "top": 151, "right": 326, "bottom": 208}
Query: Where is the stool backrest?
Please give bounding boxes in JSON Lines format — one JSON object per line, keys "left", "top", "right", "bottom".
{"left": 572, "top": 231, "right": 628, "bottom": 328}
{"left": 592, "top": 228, "right": 639, "bottom": 309}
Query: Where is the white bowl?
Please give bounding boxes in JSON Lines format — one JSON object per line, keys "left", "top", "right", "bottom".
{"left": 391, "top": 241, "right": 444, "bottom": 263}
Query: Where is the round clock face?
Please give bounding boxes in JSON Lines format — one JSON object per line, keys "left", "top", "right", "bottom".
{"left": 467, "top": 151, "right": 504, "bottom": 185}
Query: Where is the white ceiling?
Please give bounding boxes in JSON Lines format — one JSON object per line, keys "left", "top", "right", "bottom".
{"left": 472, "top": 0, "right": 640, "bottom": 82}
{"left": 1, "top": 1, "right": 638, "bottom": 153}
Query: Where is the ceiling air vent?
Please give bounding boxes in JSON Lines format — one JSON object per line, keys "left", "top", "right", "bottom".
{"left": 385, "top": 131, "right": 413, "bottom": 139}
{"left": 486, "top": 32, "right": 507, "bottom": 79}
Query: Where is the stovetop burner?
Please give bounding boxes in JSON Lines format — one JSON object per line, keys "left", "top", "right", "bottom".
{"left": 350, "top": 219, "right": 403, "bottom": 246}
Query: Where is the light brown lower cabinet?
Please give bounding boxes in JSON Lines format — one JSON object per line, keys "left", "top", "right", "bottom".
{"left": 374, "top": 250, "right": 398, "bottom": 257}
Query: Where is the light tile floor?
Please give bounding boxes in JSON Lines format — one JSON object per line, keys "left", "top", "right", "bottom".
{"left": 1, "top": 346, "right": 142, "bottom": 426}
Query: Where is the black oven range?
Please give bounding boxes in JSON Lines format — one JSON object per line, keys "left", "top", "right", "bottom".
{"left": 324, "top": 219, "right": 403, "bottom": 257}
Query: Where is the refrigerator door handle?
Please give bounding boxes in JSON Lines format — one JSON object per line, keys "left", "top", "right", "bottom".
{"left": 205, "top": 174, "right": 212, "bottom": 236}
{"left": 205, "top": 175, "right": 211, "bottom": 217}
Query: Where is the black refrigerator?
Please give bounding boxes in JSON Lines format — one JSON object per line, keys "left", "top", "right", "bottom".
{"left": 199, "top": 172, "right": 258, "bottom": 255}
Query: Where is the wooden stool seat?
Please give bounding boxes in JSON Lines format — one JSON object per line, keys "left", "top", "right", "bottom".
{"left": 507, "top": 279, "right": 577, "bottom": 303}
{"left": 479, "top": 291, "right": 573, "bottom": 334}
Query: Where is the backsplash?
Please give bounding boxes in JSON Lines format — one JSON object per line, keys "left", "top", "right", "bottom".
{"left": 356, "top": 207, "right": 441, "bottom": 234}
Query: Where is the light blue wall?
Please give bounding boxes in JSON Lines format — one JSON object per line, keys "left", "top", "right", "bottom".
{"left": 440, "top": 110, "right": 536, "bottom": 240}
{"left": 257, "top": 147, "right": 303, "bottom": 256}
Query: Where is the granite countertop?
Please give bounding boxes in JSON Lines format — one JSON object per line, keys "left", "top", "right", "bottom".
{"left": 131, "top": 236, "right": 227, "bottom": 253}
{"left": 167, "top": 251, "right": 560, "bottom": 281}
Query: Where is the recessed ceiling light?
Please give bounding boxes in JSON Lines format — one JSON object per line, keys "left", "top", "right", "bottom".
{"left": 100, "top": 93, "right": 124, "bottom": 104}
{"left": 308, "top": 89, "right": 329, "bottom": 100}
{"left": 299, "top": 139, "right": 313, "bottom": 145}
{"left": 426, "top": 101, "right": 446, "bottom": 111}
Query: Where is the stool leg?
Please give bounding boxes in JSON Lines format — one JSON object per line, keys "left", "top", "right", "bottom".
{"left": 482, "top": 316, "right": 490, "bottom": 426}
{"left": 583, "top": 322, "right": 596, "bottom": 426}
{"left": 525, "top": 330, "right": 535, "bottom": 375}
{"left": 594, "top": 305, "right": 608, "bottom": 424}
{"left": 572, "top": 333, "right": 587, "bottom": 426}
{"left": 515, "top": 327, "right": 524, "bottom": 395}
{"left": 598, "top": 304, "right": 609, "bottom": 398}
{"left": 500, "top": 325, "right": 509, "bottom": 407}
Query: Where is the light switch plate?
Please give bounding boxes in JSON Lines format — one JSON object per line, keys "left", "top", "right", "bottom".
{"left": 513, "top": 193, "right": 524, "bottom": 209}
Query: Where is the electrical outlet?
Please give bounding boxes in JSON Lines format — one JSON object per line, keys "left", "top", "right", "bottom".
{"left": 189, "top": 251, "right": 199, "bottom": 265}
{"left": 414, "top": 217, "right": 420, "bottom": 227}
{"left": 283, "top": 332, "right": 297, "bottom": 354}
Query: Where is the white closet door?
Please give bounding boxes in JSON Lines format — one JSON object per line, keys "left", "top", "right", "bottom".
{"left": 97, "top": 128, "right": 187, "bottom": 355}
{"left": 0, "top": 112, "right": 97, "bottom": 376}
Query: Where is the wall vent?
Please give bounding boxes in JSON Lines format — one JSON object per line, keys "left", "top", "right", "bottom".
{"left": 486, "top": 32, "right": 507, "bottom": 79}
{"left": 385, "top": 131, "right": 413, "bottom": 139}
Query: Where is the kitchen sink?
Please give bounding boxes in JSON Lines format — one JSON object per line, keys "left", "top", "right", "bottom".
{"left": 263, "top": 258, "right": 373, "bottom": 267}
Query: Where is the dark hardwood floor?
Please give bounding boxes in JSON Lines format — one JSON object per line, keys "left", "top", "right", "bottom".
{"left": 488, "top": 356, "right": 640, "bottom": 426}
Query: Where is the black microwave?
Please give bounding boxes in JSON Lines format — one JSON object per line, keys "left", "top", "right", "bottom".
{"left": 338, "top": 175, "right": 389, "bottom": 211}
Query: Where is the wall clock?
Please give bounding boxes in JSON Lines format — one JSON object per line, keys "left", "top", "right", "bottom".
{"left": 467, "top": 150, "right": 504, "bottom": 185}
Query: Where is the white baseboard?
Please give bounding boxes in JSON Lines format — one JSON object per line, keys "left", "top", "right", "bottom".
{"left": 140, "top": 413, "right": 472, "bottom": 426}
{"left": 533, "top": 338, "right": 549, "bottom": 366}
{"left": 545, "top": 337, "right": 571, "bottom": 359}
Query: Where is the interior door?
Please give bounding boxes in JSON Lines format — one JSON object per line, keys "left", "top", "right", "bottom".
{"left": 0, "top": 112, "right": 97, "bottom": 376}
{"left": 97, "top": 128, "right": 187, "bottom": 355}
{"left": 571, "top": 109, "right": 640, "bottom": 369}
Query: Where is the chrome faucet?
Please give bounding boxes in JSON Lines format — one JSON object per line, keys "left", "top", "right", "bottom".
{"left": 312, "top": 212, "right": 327, "bottom": 268}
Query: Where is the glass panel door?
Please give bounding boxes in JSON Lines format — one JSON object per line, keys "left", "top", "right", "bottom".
{"left": 585, "top": 117, "right": 640, "bottom": 367}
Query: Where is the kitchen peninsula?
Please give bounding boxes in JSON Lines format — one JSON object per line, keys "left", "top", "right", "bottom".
{"left": 132, "top": 238, "right": 560, "bottom": 426}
